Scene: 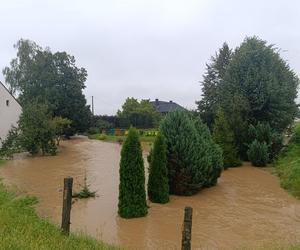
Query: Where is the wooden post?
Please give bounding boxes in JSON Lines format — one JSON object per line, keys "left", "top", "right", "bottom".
{"left": 61, "top": 177, "right": 73, "bottom": 235}
{"left": 181, "top": 206, "right": 193, "bottom": 250}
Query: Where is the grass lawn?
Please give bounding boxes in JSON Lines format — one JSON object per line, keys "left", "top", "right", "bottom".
{"left": 273, "top": 144, "right": 300, "bottom": 199}
{"left": 0, "top": 159, "right": 6, "bottom": 166}
{"left": 0, "top": 182, "right": 120, "bottom": 250}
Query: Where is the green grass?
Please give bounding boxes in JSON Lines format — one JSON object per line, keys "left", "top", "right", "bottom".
{"left": 273, "top": 144, "right": 300, "bottom": 199}
{"left": 88, "top": 133, "right": 155, "bottom": 151}
{"left": 0, "top": 159, "right": 6, "bottom": 166}
{"left": 0, "top": 182, "right": 120, "bottom": 250}
{"left": 88, "top": 133, "right": 155, "bottom": 143}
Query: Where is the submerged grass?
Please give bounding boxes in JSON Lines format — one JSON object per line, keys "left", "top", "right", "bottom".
{"left": 273, "top": 144, "right": 300, "bottom": 199}
{"left": 0, "top": 182, "right": 119, "bottom": 250}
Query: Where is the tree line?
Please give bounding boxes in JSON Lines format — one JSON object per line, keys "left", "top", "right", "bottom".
{"left": 197, "top": 37, "right": 298, "bottom": 167}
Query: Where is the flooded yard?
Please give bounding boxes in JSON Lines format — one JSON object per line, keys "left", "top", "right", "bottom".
{"left": 1, "top": 137, "right": 300, "bottom": 249}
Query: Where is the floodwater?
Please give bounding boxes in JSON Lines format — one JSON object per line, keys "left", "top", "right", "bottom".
{"left": 1, "top": 137, "right": 300, "bottom": 249}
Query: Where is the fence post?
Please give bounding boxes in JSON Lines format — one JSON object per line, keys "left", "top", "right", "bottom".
{"left": 61, "top": 177, "right": 73, "bottom": 235}
{"left": 181, "top": 206, "right": 193, "bottom": 250}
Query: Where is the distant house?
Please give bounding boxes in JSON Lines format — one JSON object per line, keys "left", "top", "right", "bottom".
{"left": 0, "top": 81, "right": 22, "bottom": 146}
{"left": 150, "top": 99, "right": 185, "bottom": 115}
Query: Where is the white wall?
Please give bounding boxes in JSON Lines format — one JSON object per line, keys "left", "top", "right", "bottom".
{"left": 0, "top": 83, "right": 22, "bottom": 145}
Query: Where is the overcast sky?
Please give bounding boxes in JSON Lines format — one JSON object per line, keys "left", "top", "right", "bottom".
{"left": 0, "top": 0, "right": 299, "bottom": 115}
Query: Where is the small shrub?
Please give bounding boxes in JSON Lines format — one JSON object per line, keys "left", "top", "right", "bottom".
{"left": 247, "top": 140, "right": 269, "bottom": 167}
{"left": 0, "top": 126, "right": 22, "bottom": 159}
{"left": 248, "top": 122, "right": 283, "bottom": 161}
{"left": 72, "top": 171, "right": 96, "bottom": 199}
{"left": 98, "top": 134, "right": 107, "bottom": 140}
{"left": 118, "top": 127, "right": 147, "bottom": 218}
{"left": 147, "top": 132, "right": 169, "bottom": 203}
{"left": 87, "top": 127, "right": 99, "bottom": 135}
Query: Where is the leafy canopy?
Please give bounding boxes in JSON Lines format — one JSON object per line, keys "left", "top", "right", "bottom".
{"left": 3, "top": 39, "right": 92, "bottom": 133}
{"left": 219, "top": 37, "right": 298, "bottom": 158}
{"left": 117, "top": 97, "right": 161, "bottom": 128}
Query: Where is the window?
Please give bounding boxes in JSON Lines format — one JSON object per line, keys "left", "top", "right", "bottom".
{"left": 6, "top": 100, "right": 9, "bottom": 107}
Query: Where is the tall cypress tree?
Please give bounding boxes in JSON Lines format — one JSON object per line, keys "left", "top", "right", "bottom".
{"left": 196, "top": 42, "right": 232, "bottom": 129}
{"left": 118, "top": 127, "right": 147, "bottom": 218}
{"left": 147, "top": 132, "right": 169, "bottom": 203}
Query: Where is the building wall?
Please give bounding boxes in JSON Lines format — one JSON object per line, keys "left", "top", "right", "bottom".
{"left": 0, "top": 83, "right": 22, "bottom": 145}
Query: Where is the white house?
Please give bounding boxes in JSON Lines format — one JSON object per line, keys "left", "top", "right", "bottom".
{"left": 0, "top": 81, "right": 22, "bottom": 146}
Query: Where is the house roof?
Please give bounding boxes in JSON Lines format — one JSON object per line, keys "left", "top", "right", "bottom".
{"left": 150, "top": 99, "right": 184, "bottom": 113}
{"left": 0, "top": 80, "right": 21, "bottom": 107}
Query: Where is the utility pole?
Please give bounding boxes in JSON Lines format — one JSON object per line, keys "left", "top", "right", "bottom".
{"left": 91, "top": 96, "right": 94, "bottom": 116}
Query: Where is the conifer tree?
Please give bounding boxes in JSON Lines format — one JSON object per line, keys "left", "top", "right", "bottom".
{"left": 196, "top": 42, "right": 232, "bottom": 128}
{"left": 147, "top": 132, "right": 169, "bottom": 203}
{"left": 160, "top": 110, "right": 223, "bottom": 195}
{"left": 213, "top": 108, "right": 241, "bottom": 169}
{"left": 118, "top": 127, "right": 147, "bottom": 218}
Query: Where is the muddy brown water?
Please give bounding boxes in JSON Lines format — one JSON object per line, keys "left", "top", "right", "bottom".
{"left": 1, "top": 137, "right": 300, "bottom": 249}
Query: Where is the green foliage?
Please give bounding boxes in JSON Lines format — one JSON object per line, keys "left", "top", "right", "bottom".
{"left": 88, "top": 127, "right": 100, "bottom": 135}
{"left": 72, "top": 172, "right": 96, "bottom": 199}
{"left": 0, "top": 182, "right": 118, "bottom": 249}
{"left": 213, "top": 109, "right": 241, "bottom": 169}
{"left": 247, "top": 140, "right": 269, "bottom": 167}
{"left": 248, "top": 122, "right": 283, "bottom": 161}
{"left": 193, "top": 115, "right": 223, "bottom": 187}
{"left": 18, "top": 103, "right": 57, "bottom": 155}
{"left": 196, "top": 42, "right": 232, "bottom": 129}
{"left": 147, "top": 132, "right": 169, "bottom": 203}
{"left": 3, "top": 39, "right": 92, "bottom": 133}
{"left": 0, "top": 126, "right": 22, "bottom": 159}
{"left": 219, "top": 37, "right": 298, "bottom": 158}
{"left": 51, "top": 116, "right": 72, "bottom": 145}
{"left": 274, "top": 143, "right": 300, "bottom": 199}
{"left": 290, "top": 123, "right": 300, "bottom": 146}
{"left": 160, "top": 110, "right": 223, "bottom": 195}
{"left": 118, "top": 127, "right": 147, "bottom": 218}
{"left": 117, "top": 98, "right": 161, "bottom": 128}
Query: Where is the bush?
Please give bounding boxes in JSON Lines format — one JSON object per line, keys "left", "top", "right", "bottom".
{"left": 87, "top": 127, "right": 99, "bottom": 135}
{"left": 118, "top": 127, "right": 147, "bottom": 218}
{"left": 18, "top": 103, "right": 57, "bottom": 155}
{"left": 147, "top": 132, "right": 169, "bottom": 203}
{"left": 213, "top": 109, "right": 241, "bottom": 169}
{"left": 0, "top": 126, "right": 22, "bottom": 159}
{"left": 192, "top": 115, "right": 223, "bottom": 187}
{"left": 290, "top": 123, "right": 300, "bottom": 146}
{"left": 247, "top": 140, "right": 269, "bottom": 167}
{"left": 160, "top": 110, "right": 223, "bottom": 195}
{"left": 248, "top": 122, "right": 283, "bottom": 161}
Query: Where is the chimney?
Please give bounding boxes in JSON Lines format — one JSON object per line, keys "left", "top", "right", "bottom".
{"left": 169, "top": 100, "right": 173, "bottom": 103}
